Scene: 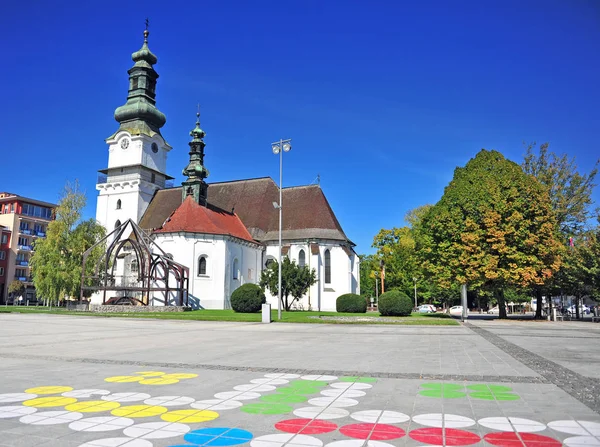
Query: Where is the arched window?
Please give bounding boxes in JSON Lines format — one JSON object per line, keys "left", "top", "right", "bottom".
{"left": 324, "top": 249, "right": 331, "bottom": 284}
{"left": 114, "top": 220, "right": 121, "bottom": 230}
{"left": 298, "top": 249, "right": 306, "bottom": 268}
{"left": 265, "top": 257, "right": 275, "bottom": 268}
{"left": 116, "top": 199, "right": 121, "bottom": 210}
{"left": 198, "top": 256, "right": 207, "bottom": 276}
{"left": 233, "top": 258, "right": 239, "bottom": 280}
{"left": 131, "top": 259, "right": 139, "bottom": 273}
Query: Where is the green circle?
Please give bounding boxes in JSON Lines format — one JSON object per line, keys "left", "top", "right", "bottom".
{"left": 339, "top": 376, "right": 377, "bottom": 383}
{"left": 467, "top": 384, "right": 513, "bottom": 393}
{"left": 421, "top": 383, "right": 463, "bottom": 390}
{"left": 260, "top": 394, "right": 308, "bottom": 404}
{"left": 276, "top": 386, "right": 321, "bottom": 395}
{"left": 287, "top": 380, "right": 327, "bottom": 389}
{"left": 419, "top": 389, "right": 467, "bottom": 399}
{"left": 240, "top": 403, "right": 293, "bottom": 415}
{"left": 470, "top": 391, "right": 520, "bottom": 401}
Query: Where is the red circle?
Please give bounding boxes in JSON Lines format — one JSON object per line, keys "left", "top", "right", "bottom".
{"left": 340, "top": 423, "right": 406, "bottom": 440}
{"left": 275, "top": 418, "right": 338, "bottom": 435}
{"left": 484, "top": 432, "right": 562, "bottom": 447}
{"left": 409, "top": 427, "right": 481, "bottom": 446}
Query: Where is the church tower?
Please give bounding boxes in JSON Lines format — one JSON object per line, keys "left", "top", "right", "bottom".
{"left": 182, "top": 111, "right": 209, "bottom": 206}
{"left": 96, "top": 26, "right": 173, "bottom": 232}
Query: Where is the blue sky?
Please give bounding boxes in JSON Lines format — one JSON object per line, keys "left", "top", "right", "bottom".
{"left": 2, "top": 0, "right": 599, "bottom": 254}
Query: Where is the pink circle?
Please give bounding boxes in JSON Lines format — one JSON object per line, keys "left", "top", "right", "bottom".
{"left": 484, "top": 432, "right": 562, "bottom": 447}
{"left": 275, "top": 418, "right": 338, "bottom": 435}
{"left": 409, "top": 427, "right": 480, "bottom": 446}
{"left": 340, "top": 423, "right": 405, "bottom": 440}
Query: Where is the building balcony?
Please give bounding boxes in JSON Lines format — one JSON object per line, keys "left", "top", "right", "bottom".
{"left": 15, "top": 260, "right": 29, "bottom": 267}
{"left": 14, "top": 275, "right": 32, "bottom": 283}
{"left": 34, "top": 230, "right": 46, "bottom": 237}
{"left": 20, "top": 228, "right": 32, "bottom": 235}
{"left": 18, "top": 245, "right": 33, "bottom": 251}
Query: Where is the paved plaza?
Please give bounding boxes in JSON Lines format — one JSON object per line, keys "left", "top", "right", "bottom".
{"left": 0, "top": 314, "right": 599, "bottom": 447}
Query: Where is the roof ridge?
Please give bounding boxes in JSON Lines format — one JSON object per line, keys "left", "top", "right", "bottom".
{"left": 209, "top": 177, "right": 273, "bottom": 185}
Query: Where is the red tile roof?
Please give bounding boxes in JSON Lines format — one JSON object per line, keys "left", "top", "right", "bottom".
{"left": 154, "top": 196, "right": 257, "bottom": 244}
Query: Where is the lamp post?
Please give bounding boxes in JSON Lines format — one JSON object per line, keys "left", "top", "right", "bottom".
{"left": 413, "top": 277, "right": 417, "bottom": 309}
{"left": 272, "top": 138, "right": 292, "bottom": 320}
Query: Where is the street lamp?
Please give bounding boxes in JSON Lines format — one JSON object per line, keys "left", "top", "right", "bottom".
{"left": 413, "top": 277, "right": 417, "bottom": 309}
{"left": 272, "top": 138, "right": 292, "bottom": 320}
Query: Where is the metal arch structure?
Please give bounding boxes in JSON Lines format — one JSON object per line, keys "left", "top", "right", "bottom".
{"left": 80, "top": 219, "right": 189, "bottom": 306}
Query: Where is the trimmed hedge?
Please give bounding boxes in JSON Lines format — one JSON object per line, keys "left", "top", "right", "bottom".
{"left": 378, "top": 290, "right": 412, "bottom": 316}
{"left": 231, "top": 284, "right": 266, "bottom": 313}
{"left": 336, "top": 293, "right": 367, "bottom": 313}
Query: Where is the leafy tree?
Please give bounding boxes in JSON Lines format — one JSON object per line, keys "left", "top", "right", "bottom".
{"left": 31, "top": 181, "right": 105, "bottom": 304}
{"left": 415, "top": 149, "right": 563, "bottom": 319}
{"left": 259, "top": 257, "right": 317, "bottom": 311}
{"left": 8, "top": 280, "right": 25, "bottom": 301}
{"left": 359, "top": 254, "right": 379, "bottom": 299}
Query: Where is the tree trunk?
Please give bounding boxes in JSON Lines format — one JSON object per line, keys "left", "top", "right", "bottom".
{"left": 496, "top": 289, "right": 507, "bottom": 319}
{"left": 535, "top": 289, "right": 543, "bottom": 320}
{"left": 576, "top": 295, "right": 580, "bottom": 320}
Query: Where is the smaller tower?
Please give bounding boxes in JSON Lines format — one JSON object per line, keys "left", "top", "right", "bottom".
{"left": 182, "top": 110, "right": 209, "bottom": 206}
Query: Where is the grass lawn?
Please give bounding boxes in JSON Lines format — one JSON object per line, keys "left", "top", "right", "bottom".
{"left": 0, "top": 306, "right": 459, "bottom": 325}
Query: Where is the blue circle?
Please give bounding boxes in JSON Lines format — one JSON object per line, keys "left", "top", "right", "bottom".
{"left": 184, "top": 427, "right": 253, "bottom": 446}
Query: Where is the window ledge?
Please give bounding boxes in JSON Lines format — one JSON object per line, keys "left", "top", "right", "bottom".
{"left": 196, "top": 275, "right": 211, "bottom": 279}
{"left": 324, "top": 287, "right": 335, "bottom": 292}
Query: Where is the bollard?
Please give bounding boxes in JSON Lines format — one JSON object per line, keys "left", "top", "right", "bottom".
{"left": 262, "top": 303, "right": 271, "bottom": 323}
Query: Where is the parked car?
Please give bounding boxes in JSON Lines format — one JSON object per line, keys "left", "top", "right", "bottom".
{"left": 488, "top": 305, "right": 507, "bottom": 314}
{"left": 449, "top": 305, "right": 465, "bottom": 316}
{"left": 417, "top": 304, "right": 436, "bottom": 313}
{"left": 566, "top": 305, "right": 590, "bottom": 315}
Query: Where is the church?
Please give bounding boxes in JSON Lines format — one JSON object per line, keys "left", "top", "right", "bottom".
{"left": 93, "top": 28, "right": 360, "bottom": 311}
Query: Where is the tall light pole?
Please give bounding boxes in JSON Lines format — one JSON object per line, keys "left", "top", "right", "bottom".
{"left": 413, "top": 277, "right": 417, "bottom": 309}
{"left": 272, "top": 138, "right": 292, "bottom": 320}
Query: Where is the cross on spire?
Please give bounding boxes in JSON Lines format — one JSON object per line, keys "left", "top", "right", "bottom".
{"left": 145, "top": 17, "right": 149, "bottom": 31}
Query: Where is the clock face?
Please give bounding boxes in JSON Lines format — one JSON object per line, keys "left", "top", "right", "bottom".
{"left": 120, "top": 138, "right": 130, "bottom": 149}
{"left": 151, "top": 142, "right": 159, "bottom": 153}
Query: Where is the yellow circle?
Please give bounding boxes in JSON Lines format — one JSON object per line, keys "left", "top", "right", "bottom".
{"left": 139, "top": 378, "right": 180, "bottom": 385}
{"left": 161, "top": 409, "right": 219, "bottom": 423}
{"left": 25, "top": 386, "right": 74, "bottom": 395}
{"left": 134, "top": 371, "right": 165, "bottom": 377}
{"left": 105, "top": 375, "right": 144, "bottom": 383}
{"left": 161, "top": 373, "right": 198, "bottom": 380}
{"left": 23, "top": 397, "right": 77, "bottom": 408}
{"left": 111, "top": 405, "right": 167, "bottom": 418}
{"left": 65, "top": 400, "right": 121, "bottom": 413}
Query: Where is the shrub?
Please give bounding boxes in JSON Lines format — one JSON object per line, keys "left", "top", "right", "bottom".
{"left": 231, "top": 284, "right": 266, "bottom": 313}
{"left": 336, "top": 293, "right": 367, "bottom": 313}
{"left": 378, "top": 290, "right": 412, "bottom": 316}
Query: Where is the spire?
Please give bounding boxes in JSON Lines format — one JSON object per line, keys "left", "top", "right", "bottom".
{"left": 113, "top": 23, "right": 166, "bottom": 136}
{"left": 182, "top": 107, "right": 209, "bottom": 206}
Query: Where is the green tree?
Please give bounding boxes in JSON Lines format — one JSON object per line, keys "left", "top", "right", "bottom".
{"left": 8, "top": 280, "right": 25, "bottom": 302}
{"left": 31, "top": 181, "right": 106, "bottom": 304}
{"left": 259, "top": 257, "right": 317, "bottom": 311}
{"left": 415, "top": 149, "right": 563, "bottom": 319}
{"left": 358, "top": 254, "right": 378, "bottom": 299}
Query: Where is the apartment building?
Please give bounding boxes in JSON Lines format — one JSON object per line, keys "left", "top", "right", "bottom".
{"left": 0, "top": 193, "right": 56, "bottom": 304}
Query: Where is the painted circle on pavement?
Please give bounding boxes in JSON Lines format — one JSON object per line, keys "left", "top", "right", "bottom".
{"left": 19, "top": 410, "right": 83, "bottom": 425}
{"left": 138, "top": 377, "right": 180, "bottom": 385}
{"left": 308, "top": 397, "right": 359, "bottom": 408}
{"left": 184, "top": 427, "right": 254, "bottom": 446}
{"left": 160, "top": 373, "right": 198, "bottom": 380}
{"left": 123, "top": 421, "right": 190, "bottom": 439}
{"left": 214, "top": 391, "right": 261, "bottom": 401}
{"left": 134, "top": 371, "right": 165, "bottom": 377}
{"left": 409, "top": 428, "right": 481, "bottom": 446}
{"left": 321, "top": 389, "right": 366, "bottom": 398}
{"left": 419, "top": 390, "right": 467, "bottom": 399}
{"left": 330, "top": 383, "right": 372, "bottom": 390}
{"left": 0, "top": 406, "right": 38, "bottom": 418}
{"left": 105, "top": 376, "right": 144, "bottom": 383}
{"left": 466, "top": 384, "right": 512, "bottom": 393}
{"left": 241, "top": 403, "right": 293, "bottom": 415}
{"left": 102, "top": 393, "right": 151, "bottom": 403}
{"left": 339, "top": 377, "right": 377, "bottom": 383}
{"left": 251, "top": 378, "right": 289, "bottom": 385}
{"left": 63, "top": 389, "right": 111, "bottom": 398}
{"left": 340, "top": 423, "right": 405, "bottom": 440}
{"left": 25, "top": 386, "right": 73, "bottom": 394}
{"left": 0, "top": 393, "right": 37, "bottom": 403}
{"left": 484, "top": 432, "right": 561, "bottom": 447}
{"left": 275, "top": 418, "right": 337, "bottom": 435}
{"left": 261, "top": 394, "right": 308, "bottom": 404}
{"left": 23, "top": 396, "right": 77, "bottom": 408}
{"left": 251, "top": 433, "right": 323, "bottom": 447}
{"left": 192, "top": 399, "right": 243, "bottom": 411}
{"left": 234, "top": 384, "right": 276, "bottom": 392}
{"left": 69, "top": 416, "right": 135, "bottom": 432}
{"left": 469, "top": 391, "right": 519, "bottom": 401}
{"left": 294, "top": 406, "right": 350, "bottom": 420}
{"left": 161, "top": 409, "right": 219, "bottom": 423}
{"left": 111, "top": 405, "right": 168, "bottom": 418}
{"left": 325, "top": 441, "right": 395, "bottom": 447}
{"left": 65, "top": 400, "right": 121, "bottom": 413}
{"left": 478, "top": 417, "right": 546, "bottom": 433}
{"left": 350, "top": 410, "right": 410, "bottom": 424}
{"left": 301, "top": 375, "right": 338, "bottom": 381}
{"left": 265, "top": 373, "right": 301, "bottom": 379}
{"left": 78, "top": 437, "right": 153, "bottom": 446}
{"left": 548, "top": 420, "right": 600, "bottom": 436}
{"left": 278, "top": 386, "right": 322, "bottom": 396}
{"left": 563, "top": 436, "right": 600, "bottom": 446}
{"left": 412, "top": 413, "right": 475, "bottom": 428}
{"left": 144, "top": 396, "right": 195, "bottom": 407}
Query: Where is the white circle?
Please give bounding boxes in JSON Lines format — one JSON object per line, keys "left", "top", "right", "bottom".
{"left": 143, "top": 396, "right": 195, "bottom": 407}
{"left": 412, "top": 413, "right": 475, "bottom": 428}
{"left": 325, "top": 441, "right": 395, "bottom": 447}
{"left": 251, "top": 433, "right": 323, "bottom": 447}
{"left": 301, "top": 375, "right": 338, "bottom": 381}
{"left": 308, "top": 397, "right": 359, "bottom": 408}
{"left": 0, "top": 406, "right": 37, "bottom": 418}
{"left": 234, "top": 384, "right": 276, "bottom": 392}
{"left": 214, "top": 391, "right": 261, "bottom": 401}
{"left": 265, "top": 373, "right": 301, "bottom": 379}
{"left": 191, "top": 399, "right": 243, "bottom": 410}
{"left": 352, "top": 410, "right": 411, "bottom": 424}
{"left": 0, "top": 393, "right": 37, "bottom": 403}
{"left": 251, "top": 378, "right": 289, "bottom": 385}
{"left": 102, "top": 393, "right": 151, "bottom": 403}
{"left": 478, "top": 416, "right": 546, "bottom": 432}
{"left": 549, "top": 421, "right": 600, "bottom": 436}
{"left": 124, "top": 421, "right": 190, "bottom": 439}
{"left": 330, "top": 382, "right": 372, "bottom": 390}
{"left": 78, "top": 438, "right": 153, "bottom": 446}
{"left": 321, "top": 389, "right": 366, "bottom": 398}
{"left": 63, "top": 389, "right": 111, "bottom": 398}
{"left": 564, "top": 436, "right": 600, "bottom": 446}
{"left": 70, "top": 416, "right": 135, "bottom": 432}
{"left": 294, "top": 406, "right": 350, "bottom": 420}
{"left": 20, "top": 410, "right": 83, "bottom": 425}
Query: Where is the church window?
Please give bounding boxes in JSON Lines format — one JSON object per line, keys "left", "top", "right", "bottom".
{"left": 298, "top": 249, "right": 306, "bottom": 268}
{"left": 151, "top": 173, "right": 156, "bottom": 183}
{"left": 324, "top": 249, "right": 331, "bottom": 284}
{"left": 115, "top": 220, "right": 121, "bottom": 230}
{"left": 198, "top": 256, "right": 207, "bottom": 276}
{"left": 265, "top": 257, "right": 275, "bottom": 268}
{"left": 233, "top": 258, "right": 239, "bottom": 280}
{"left": 116, "top": 199, "right": 121, "bottom": 210}
{"left": 131, "top": 259, "right": 139, "bottom": 273}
